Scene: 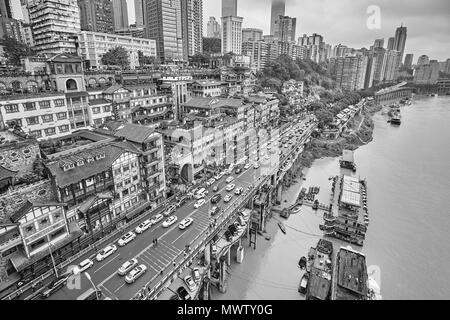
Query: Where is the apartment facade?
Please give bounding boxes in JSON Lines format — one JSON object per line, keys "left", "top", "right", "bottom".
{"left": 78, "top": 0, "right": 114, "bottom": 34}
{"left": 221, "top": 16, "right": 243, "bottom": 55}
{"left": 181, "top": 0, "right": 203, "bottom": 59}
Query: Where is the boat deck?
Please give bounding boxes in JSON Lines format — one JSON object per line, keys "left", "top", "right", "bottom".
{"left": 306, "top": 267, "right": 331, "bottom": 300}
{"left": 334, "top": 248, "right": 368, "bottom": 300}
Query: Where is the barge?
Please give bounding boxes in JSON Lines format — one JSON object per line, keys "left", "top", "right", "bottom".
{"left": 304, "top": 239, "right": 333, "bottom": 300}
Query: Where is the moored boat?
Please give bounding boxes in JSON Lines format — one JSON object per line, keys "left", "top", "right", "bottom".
{"left": 298, "top": 273, "right": 309, "bottom": 294}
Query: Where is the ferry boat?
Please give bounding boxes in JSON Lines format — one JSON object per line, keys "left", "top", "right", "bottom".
{"left": 390, "top": 111, "right": 401, "bottom": 125}
{"left": 340, "top": 150, "right": 357, "bottom": 172}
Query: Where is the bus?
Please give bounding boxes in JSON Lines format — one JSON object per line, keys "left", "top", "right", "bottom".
{"left": 76, "top": 288, "right": 102, "bottom": 300}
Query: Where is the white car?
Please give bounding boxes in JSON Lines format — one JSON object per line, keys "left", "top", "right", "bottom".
{"left": 118, "top": 258, "right": 138, "bottom": 276}
{"left": 224, "top": 194, "right": 233, "bottom": 203}
{"left": 96, "top": 244, "right": 117, "bottom": 262}
{"left": 253, "top": 162, "right": 260, "bottom": 169}
{"left": 135, "top": 220, "right": 152, "bottom": 234}
{"left": 206, "top": 178, "right": 216, "bottom": 186}
{"left": 226, "top": 176, "right": 234, "bottom": 184}
{"left": 162, "top": 216, "right": 178, "bottom": 228}
{"left": 118, "top": 231, "right": 136, "bottom": 247}
{"left": 125, "top": 264, "right": 147, "bottom": 284}
{"left": 163, "top": 204, "right": 177, "bottom": 217}
{"left": 194, "top": 199, "right": 206, "bottom": 209}
{"left": 244, "top": 163, "right": 251, "bottom": 170}
{"left": 192, "top": 268, "right": 201, "bottom": 282}
{"left": 179, "top": 218, "right": 194, "bottom": 230}
{"left": 151, "top": 214, "right": 164, "bottom": 225}
{"left": 184, "top": 275, "right": 197, "bottom": 292}
{"left": 76, "top": 259, "right": 93, "bottom": 274}
{"left": 234, "top": 187, "right": 243, "bottom": 195}
{"left": 226, "top": 184, "right": 235, "bottom": 192}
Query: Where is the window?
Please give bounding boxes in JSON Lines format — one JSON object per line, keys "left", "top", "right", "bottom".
{"left": 116, "top": 183, "right": 122, "bottom": 189}
{"left": 24, "top": 102, "right": 36, "bottom": 111}
{"left": 4, "top": 104, "right": 19, "bottom": 113}
{"left": 56, "top": 112, "right": 67, "bottom": 120}
{"left": 39, "top": 101, "right": 51, "bottom": 109}
{"left": 44, "top": 128, "right": 56, "bottom": 136}
{"left": 103, "top": 105, "right": 111, "bottom": 112}
{"left": 122, "top": 189, "right": 129, "bottom": 197}
{"left": 92, "top": 107, "right": 101, "bottom": 114}
{"left": 54, "top": 99, "right": 65, "bottom": 107}
{"left": 59, "top": 125, "right": 69, "bottom": 133}
{"left": 114, "top": 169, "right": 121, "bottom": 176}
{"left": 133, "top": 175, "right": 139, "bottom": 181}
{"left": 26, "top": 117, "right": 39, "bottom": 125}
{"left": 66, "top": 79, "right": 78, "bottom": 91}
{"left": 6, "top": 119, "right": 22, "bottom": 127}
{"left": 42, "top": 114, "right": 54, "bottom": 123}
{"left": 31, "top": 130, "right": 42, "bottom": 138}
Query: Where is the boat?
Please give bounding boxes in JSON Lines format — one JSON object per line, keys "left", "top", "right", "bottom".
{"left": 278, "top": 222, "right": 286, "bottom": 234}
{"left": 298, "top": 273, "right": 309, "bottom": 294}
{"left": 312, "top": 200, "right": 319, "bottom": 210}
{"left": 298, "top": 256, "right": 307, "bottom": 270}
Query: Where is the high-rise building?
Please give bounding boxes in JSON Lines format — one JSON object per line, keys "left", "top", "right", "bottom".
{"left": 0, "top": 0, "right": 13, "bottom": 18}
{"left": 270, "top": 0, "right": 285, "bottom": 36}
{"left": 242, "top": 28, "right": 263, "bottom": 42}
{"left": 112, "top": 0, "right": 129, "bottom": 31}
{"left": 78, "top": 0, "right": 114, "bottom": 34}
{"left": 393, "top": 25, "right": 407, "bottom": 63}
{"left": 221, "top": 15, "right": 242, "bottom": 54}
{"left": 373, "top": 38, "right": 384, "bottom": 49}
{"left": 445, "top": 58, "right": 450, "bottom": 74}
{"left": 404, "top": 53, "right": 414, "bottom": 69}
{"left": 414, "top": 60, "right": 440, "bottom": 84}
{"left": 28, "top": 0, "right": 81, "bottom": 54}
{"left": 222, "top": 0, "right": 237, "bottom": 17}
{"left": 273, "top": 15, "right": 296, "bottom": 43}
{"left": 181, "top": 0, "right": 203, "bottom": 59}
{"left": 144, "top": 0, "right": 184, "bottom": 62}
{"left": 387, "top": 37, "right": 395, "bottom": 50}
{"left": 135, "top": 0, "right": 144, "bottom": 26}
{"left": 335, "top": 53, "right": 368, "bottom": 91}
{"left": 242, "top": 40, "right": 268, "bottom": 71}
{"left": 417, "top": 54, "right": 429, "bottom": 66}
{"left": 207, "top": 16, "right": 221, "bottom": 38}
{"left": 383, "top": 50, "right": 401, "bottom": 82}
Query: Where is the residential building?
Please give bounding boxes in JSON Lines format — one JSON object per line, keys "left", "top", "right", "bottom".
{"left": 77, "top": 31, "right": 157, "bottom": 69}
{"left": 134, "top": 0, "right": 144, "bottom": 27}
{"left": 28, "top": 0, "right": 81, "bottom": 54}
{"left": 222, "top": 0, "right": 237, "bottom": 17}
{"left": 417, "top": 55, "right": 429, "bottom": 66}
{"left": 387, "top": 37, "right": 395, "bottom": 50}
{"left": 373, "top": 38, "right": 384, "bottom": 49}
{"left": 78, "top": 0, "right": 114, "bottom": 34}
{"left": 270, "top": 0, "right": 285, "bottom": 36}
{"left": 112, "top": 0, "right": 129, "bottom": 31}
{"left": 393, "top": 25, "right": 407, "bottom": 63}
{"left": 273, "top": 15, "right": 296, "bottom": 43}
{"left": 0, "top": 16, "right": 23, "bottom": 42}
{"left": 221, "top": 15, "right": 243, "bottom": 54}
{"left": 404, "top": 53, "right": 414, "bottom": 69}
{"left": 190, "top": 80, "right": 223, "bottom": 98}
{"left": 160, "top": 75, "right": 191, "bottom": 121}
{"left": 181, "top": 0, "right": 203, "bottom": 60}
{"left": 335, "top": 54, "right": 368, "bottom": 91}
{"left": 414, "top": 60, "right": 440, "bottom": 84}
{"left": 242, "top": 40, "right": 268, "bottom": 71}
{"left": 242, "top": 28, "right": 263, "bottom": 42}
{"left": 207, "top": 16, "right": 221, "bottom": 39}
{"left": 144, "top": 0, "right": 184, "bottom": 62}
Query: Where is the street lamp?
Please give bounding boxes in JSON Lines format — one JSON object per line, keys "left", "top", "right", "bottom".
{"left": 47, "top": 243, "right": 58, "bottom": 278}
{"left": 85, "top": 272, "right": 100, "bottom": 300}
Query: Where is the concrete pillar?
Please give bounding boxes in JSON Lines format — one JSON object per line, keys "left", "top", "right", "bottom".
{"left": 276, "top": 185, "right": 283, "bottom": 203}
{"left": 219, "top": 259, "right": 228, "bottom": 293}
{"left": 226, "top": 248, "right": 231, "bottom": 266}
{"left": 204, "top": 244, "right": 211, "bottom": 266}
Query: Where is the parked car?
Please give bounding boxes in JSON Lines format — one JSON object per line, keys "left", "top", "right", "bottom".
{"left": 41, "top": 276, "right": 69, "bottom": 298}
{"left": 225, "top": 184, "right": 235, "bottom": 192}
{"left": 184, "top": 275, "right": 196, "bottom": 292}
{"left": 76, "top": 259, "right": 94, "bottom": 273}
{"left": 234, "top": 187, "right": 243, "bottom": 195}
{"left": 235, "top": 167, "right": 242, "bottom": 174}
{"left": 244, "top": 163, "right": 251, "bottom": 170}
{"left": 179, "top": 218, "right": 194, "bottom": 230}
{"left": 163, "top": 204, "right": 177, "bottom": 217}
{"left": 162, "top": 216, "right": 178, "bottom": 228}
{"left": 212, "top": 185, "right": 219, "bottom": 193}
{"left": 226, "top": 176, "right": 234, "bottom": 184}
{"left": 125, "top": 264, "right": 147, "bottom": 284}
{"left": 118, "top": 231, "right": 136, "bottom": 247}
{"left": 211, "top": 244, "right": 217, "bottom": 255}
{"left": 135, "top": 219, "right": 152, "bottom": 234}
{"left": 176, "top": 196, "right": 188, "bottom": 208}
{"left": 206, "top": 178, "right": 216, "bottom": 187}
{"left": 194, "top": 199, "right": 206, "bottom": 209}
{"left": 96, "top": 244, "right": 117, "bottom": 262}
{"left": 211, "top": 194, "right": 222, "bottom": 204}
{"left": 209, "top": 206, "right": 221, "bottom": 216}
{"left": 151, "top": 214, "right": 164, "bottom": 225}
{"left": 177, "top": 286, "right": 191, "bottom": 300}
{"left": 118, "top": 259, "right": 138, "bottom": 276}
{"left": 224, "top": 194, "right": 233, "bottom": 203}
{"left": 192, "top": 268, "right": 201, "bottom": 282}
{"left": 253, "top": 162, "right": 260, "bottom": 169}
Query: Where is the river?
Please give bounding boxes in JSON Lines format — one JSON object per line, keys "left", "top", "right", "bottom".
{"left": 213, "top": 95, "right": 450, "bottom": 300}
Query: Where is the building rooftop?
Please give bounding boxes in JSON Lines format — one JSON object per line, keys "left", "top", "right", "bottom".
{"left": 10, "top": 201, "right": 65, "bottom": 223}
{"left": 182, "top": 97, "right": 243, "bottom": 110}
{"left": 0, "top": 91, "right": 65, "bottom": 102}
{"left": 101, "top": 122, "right": 157, "bottom": 144}
{"left": 335, "top": 247, "right": 368, "bottom": 299}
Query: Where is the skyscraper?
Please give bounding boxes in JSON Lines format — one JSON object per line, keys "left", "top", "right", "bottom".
{"left": 373, "top": 38, "right": 384, "bottom": 49}
{"left": 417, "top": 55, "right": 429, "bottom": 66}
{"left": 242, "top": 28, "right": 263, "bottom": 42}
{"left": 393, "top": 25, "right": 407, "bottom": 63}
{"left": 28, "top": 0, "right": 81, "bottom": 54}
{"left": 222, "top": 0, "right": 237, "bottom": 17}
{"left": 335, "top": 53, "right": 368, "bottom": 91}
{"left": 207, "top": 17, "right": 221, "bottom": 38}
{"left": 273, "top": 15, "right": 296, "bottom": 42}
{"left": 144, "top": 0, "right": 184, "bottom": 62}
{"left": 387, "top": 37, "right": 395, "bottom": 50}
{"left": 78, "top": 0, "right": 114, "bottom": 34}
{"left": 270, "top": 0, "right": 285, "bottom": 36}
{"left": 404, "top": 53, "right": 414, "bottom": 69}
{"left": 112, "top": 0, "right": 129, "bottom": 31}
{"left": 181, "top": 0, "right": 203, "bottom": 59}
{"left": 135, "top": 0, "right": 144, "bottom": 26}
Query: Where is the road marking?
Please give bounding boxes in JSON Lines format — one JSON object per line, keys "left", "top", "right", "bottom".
{"left": 171, "top": 232, "right": 186, "bottom": 244}
{"left": 114, "top": 283, "right": 126, "bottom": 293}
{"left": 98, "top": 284, "right": 119, "bottom": 300}
{"left": 93, "top": 253, "right": 120, "bottom": 274}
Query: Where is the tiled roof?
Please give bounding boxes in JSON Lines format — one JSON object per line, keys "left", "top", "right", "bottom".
{"left": 89, "top": 99, "right": 111, "bottom": 106}
{"left": 110, "top": 122, "right": 156, "bottom": 144}
{"left": 46, "top": 144, "right": 130, "bottom": 188}
{"left": 10, "top": 201, "right": 65, "bottom": 223}
{"left": 103, "top": 85, "right": 127, "bottom": 94}
{"left": 0, "top": 166, "right": 17, "bottom": 181}
{"left": 182, "top": 97, "right": 243, "bottom": 109}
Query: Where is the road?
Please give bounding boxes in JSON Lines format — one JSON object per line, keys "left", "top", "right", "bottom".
{"left": 18, "top": 116, "right": 315, "bottom": 300}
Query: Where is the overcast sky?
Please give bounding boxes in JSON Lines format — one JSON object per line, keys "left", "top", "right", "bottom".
{"left": 127, "top": 0, "right": 450, "bottom": 62}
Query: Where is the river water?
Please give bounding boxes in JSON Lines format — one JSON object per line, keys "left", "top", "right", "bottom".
{"left": 215, "top": 96, "right": 450, "bottom": 300}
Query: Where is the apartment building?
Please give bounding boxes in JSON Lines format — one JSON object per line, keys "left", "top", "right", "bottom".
{"left": 190, "top": 80, "right": 223, "bottom": 98}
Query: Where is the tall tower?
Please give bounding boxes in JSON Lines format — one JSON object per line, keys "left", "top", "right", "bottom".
{"left": 112, "top": 0, "right": 129, "bottom": 31}
{"left": 222, "top": 0, "right": 237, "bottom": 17}
{"left": 387, "top": 37, "right": 395, "bottom": 50}
{"left": 393, "top": 24, "right": 407, "bottom": 63}
{"left": 221, "top": 0, "right": 242, "bottom": 55}
{"left": 181, "top": 0, "right": 203, "bottom": 59}
{"left": 135, "top": 0, "right": 144, "bottom": 26}
{"left": 270, "top": 0, "right": 285, "bottom": 36}
{"left": 78, "top": 0, "right": 114, "bottom": 34}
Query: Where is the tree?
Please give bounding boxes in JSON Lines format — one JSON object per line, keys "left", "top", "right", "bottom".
{"left": 0, "top": 36, "right": 34, "bottom": 66}
{"left": 101, "top": 46, "right": 129, "bottom": 69}
{"left": 202, "top": 37, "right": 221, "bottom": 54}
{"left": 190, "top": 53, "right": 209, "bottom": 68}
{"left": 138, "top": 50, "right": 156, "bottom": 66}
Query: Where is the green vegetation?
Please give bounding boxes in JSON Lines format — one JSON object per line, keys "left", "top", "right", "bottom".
{"left": 101, "top": 46, "right": 129, "bottom": 69}
{"left": 203, "top": 37, "right": 221, "bottom": 54}
{"left": 0, "top": 36, "right": 34, "bottom": 66}
{"left": 138, "top": 50, "right": 157, "bottom": 66}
